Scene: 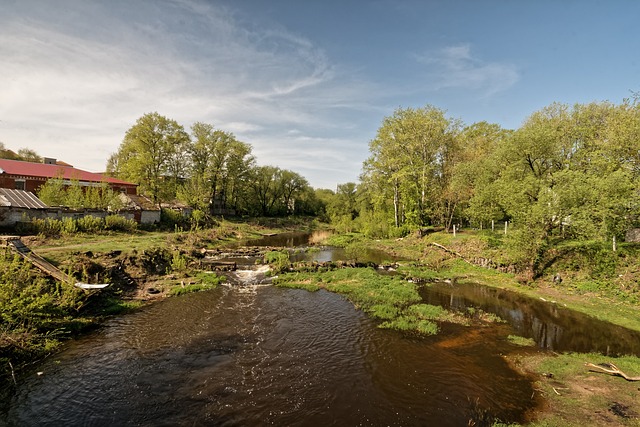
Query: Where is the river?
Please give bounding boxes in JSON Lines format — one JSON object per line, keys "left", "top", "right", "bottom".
{"left": 3, "top": 232, "right": 639, "bottom": 426}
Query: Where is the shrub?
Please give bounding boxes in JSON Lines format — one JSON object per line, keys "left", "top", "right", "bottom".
{"left": 264, "top": 250, "right": 290, "bottom": 274}
{"left": 169, "top": 251, "right": 188, "bottom": 273}
{"left": 76, "top": 215, "right": 105, "bottom": 233}
{"left": 105, "top": 215, "right": 137, "bottom": 232}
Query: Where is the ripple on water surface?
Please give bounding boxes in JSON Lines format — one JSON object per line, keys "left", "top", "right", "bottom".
{"left": 6, "top": 285, "right": 537, "bottom": 426}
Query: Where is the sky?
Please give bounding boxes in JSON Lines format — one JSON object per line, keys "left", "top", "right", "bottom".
{"left": 1, "top": 0, "right": 639, "bottom": 189}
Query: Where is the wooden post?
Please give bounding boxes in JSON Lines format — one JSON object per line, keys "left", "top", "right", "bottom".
{"left": 453, "top": 224, "right": 457, "bottom": 237}
{"left": 504, "top": 221, "right": 508, "bottom": 235}
{"left": 613, "top": 235, "right": 617, "bottom": 252}
{"left": 491, "top": 220, "right": 495, "bottom": 232}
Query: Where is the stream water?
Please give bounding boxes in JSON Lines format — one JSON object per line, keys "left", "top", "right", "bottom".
{"left": 2, "top": 231, "right": 639, "bottom": 426}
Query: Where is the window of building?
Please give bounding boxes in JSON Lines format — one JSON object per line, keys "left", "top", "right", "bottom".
{"left": 15, "top": 179, "right": 25, "bottom": 191}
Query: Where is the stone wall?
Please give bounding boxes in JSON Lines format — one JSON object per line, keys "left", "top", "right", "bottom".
{"left": 0, "top": 207, "right": 159, "bottom": 228}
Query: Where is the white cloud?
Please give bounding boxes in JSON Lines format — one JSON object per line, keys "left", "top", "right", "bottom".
{"left": 415, "top": 44, "right": 519, "bottom": 96}
{"left": 0, "top": 0, "right": 373, "bottom": 187}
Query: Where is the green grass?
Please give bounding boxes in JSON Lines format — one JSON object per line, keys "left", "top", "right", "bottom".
{"left": 507, "top": 335, "right": 536, "bottom": 347}
{"left": 321, "top": 232, "right": 366, "bottom": 248}
{"left": 275, "top": 268, "right": 474, "bottom": 335}
{"left": 168, "top": 271, "right": 225, "bottom": 296}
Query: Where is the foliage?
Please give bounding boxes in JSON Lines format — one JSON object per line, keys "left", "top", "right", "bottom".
{"left": 17, "top": 215, "right": 137, "bottom": 237}
{"left": 264, "top": 250, "right": 291, "bottom": 274}
{"left": 169, "top": 251, "right": 189, "bottom": 273}
{"left": 0, "top": 250, "right": 90, "bottom": 375}
{"left": 195, "top": 271, "right": 226, "bottom": 286}
{"left": 105, "top": 114, "right": 322, "bottom": 218}
{"left": 341, "top": 99, "right": 640, "bottom": 279}
{"left": 168, "top": 272, "right": 224, "bottom": 296}
{"left": 274, "top": 268, "right": 471, "bottom": 335}
{"left": 185, "top": 122, "right": 256, "bottom": 214}
{"left": 104, "top": 215, "right": 137, "bottom": 232}
{"left": 108, "top": 112, "right": 190, "bottom": 205}
{"left": 38, "top": 179, "right": 123, "bottom": 210}
{"left": 507, "top": 335, "right": 536, "bottom": 347}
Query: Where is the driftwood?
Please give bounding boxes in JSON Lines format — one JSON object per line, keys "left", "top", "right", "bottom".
{"left": 585, "top": 362, "right": 640, "bottom": 381}
{"left": 430, "top": 243, "right": 474, "bottom": 265}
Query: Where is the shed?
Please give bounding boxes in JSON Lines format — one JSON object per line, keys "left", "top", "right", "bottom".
{"left": 118, "top": 193, "right": 161, "bottom": 224}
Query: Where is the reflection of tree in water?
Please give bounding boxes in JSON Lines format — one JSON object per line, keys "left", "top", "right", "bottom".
{"left": 421, "top": 282, "right": 640, "bottom": 356}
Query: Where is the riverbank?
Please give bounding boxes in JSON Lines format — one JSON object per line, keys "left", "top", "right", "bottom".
{"left": 0, "top": 218, "right": 320, "bottom": 380}
{"left": 323, "top": 230, "right": 640, "bottom": 333}
{"left": 315, "top": 230, "right": 640, "bottom": 426}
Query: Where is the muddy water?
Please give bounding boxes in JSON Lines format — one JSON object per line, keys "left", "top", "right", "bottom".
{"left": 4, "top": 285, "right": 536, "bottom": 426}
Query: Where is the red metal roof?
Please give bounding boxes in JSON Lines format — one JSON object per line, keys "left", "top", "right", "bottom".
{"left": 0, "top": 158, "right": 136, "bottom": 187}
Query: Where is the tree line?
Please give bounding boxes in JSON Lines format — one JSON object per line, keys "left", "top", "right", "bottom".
{"left": 330, "top": 98, "right": 640, "bottom": 273}
{"left": 107, "top": 113, "right": 322, "bottom": 217}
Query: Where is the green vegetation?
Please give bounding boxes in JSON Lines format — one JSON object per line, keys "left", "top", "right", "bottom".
{"left": 167, "top": 271, "right": 225, "bottom": 296}
{"left": 0, "top": 250, "right": 92, "bottom": 378}
{"left": 37, "top": 179, "right": 124, "bottom": 210}
{"left": 275, "top": 267, "right": 500, "bottom": 336}
{"left": 321, "top": 99, "right": 640, "bottom": 284}
{"left": 507, "top": 335, "right": 537, "bottom": 347}
{"left": 107, "top": 113, "right": 322, "bottom": 217}
{"left": 17, "top": 215, "right": 137, "bottom": 237}
{"left": 0, "top": 220, "right": 283, "bottom": 380}
{"left": 263, "top": 250, "right": 291, "bottom": 274}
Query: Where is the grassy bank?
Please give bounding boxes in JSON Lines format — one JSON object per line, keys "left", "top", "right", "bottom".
{"left": 0, "top": 219, "right": 285, "bottom": 379}
{"left": 326, "top": 230, "right": 640, "bottom": 333}
{"left": 314, "top": 230, "right": 640, "bottom": 426}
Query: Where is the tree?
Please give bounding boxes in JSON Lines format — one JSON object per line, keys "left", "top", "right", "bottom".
{"left": 491, "top": 102, "right": 640, "bottom": 274}
{"left": 17, "top": 148, "right": 42, "bottom": 163}
{"left": 246, "top": 166, "right": 284, "bottom": 216}
{"left": 451, "top": 122, "right": 511, "bottom": 228}
{"left": 187, "top": 122, "right": 255, "bottom": 214}
{"left": 363, "top": 106, "right": 462, "bottom": 232}
{"left": 108, "top": 112, "right": 190, "bottom": 205}
{"left": 279, "top": 170, "right": 309, "bottom": 215}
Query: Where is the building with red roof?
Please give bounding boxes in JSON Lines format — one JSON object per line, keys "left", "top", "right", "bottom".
{"left": 0, "top": 158, "right": 137, "bottom": 195}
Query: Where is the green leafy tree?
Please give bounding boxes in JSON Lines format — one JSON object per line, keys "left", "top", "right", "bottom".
{"left": 108, "top": 112, "right": 190, "bottom": 205}
{"left": 37, "top": 178, "right": 66, "bottom": 206}
{"left": 187, "top": 122, "right": 255, "bottom": 213}
{"left": 363, "top": 106, "right": 462, "bottom": 232}
{"left": 246, "top": 166, "right": 284, "bottom": 216}
{"left": 493, "top": 102, "right": 640, "bottom": 274}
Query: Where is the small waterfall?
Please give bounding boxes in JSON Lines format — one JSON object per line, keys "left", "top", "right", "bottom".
{"left": 225, "top": 264, "right": 273, "bottom": 287}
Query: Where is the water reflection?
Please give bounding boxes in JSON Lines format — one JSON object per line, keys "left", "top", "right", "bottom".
{"left": 422, "top": 282, "right": 640, "bottom": 356}
{"left": 4, "top": 287, "right": 536, "bottom": 426}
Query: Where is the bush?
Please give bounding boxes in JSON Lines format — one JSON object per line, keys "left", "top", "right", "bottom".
{"left": 170, "top": 251, "right": 188, "bottom": 273}
{"left": 76, "top": 215, "right": 104, "bottom": 233}
{"left": 104, "top": 215, "right": 137, "bottom": 232}
{"left": 0, "top": 250, "right": 89, "bottom": 375}
{"left": 264, "top": 250, "right": 290, "bottom": 274}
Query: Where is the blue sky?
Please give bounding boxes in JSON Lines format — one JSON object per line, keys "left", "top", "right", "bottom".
{"left": 1, "top": 0, "right": 638, "bottom": 189}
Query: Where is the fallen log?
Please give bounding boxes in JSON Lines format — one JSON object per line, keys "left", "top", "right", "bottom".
{"left": 430, "top": 243, "right": 474, "bottom": 265}
{"left": 585, "top": 362, "right": 640, "bottom": 381}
